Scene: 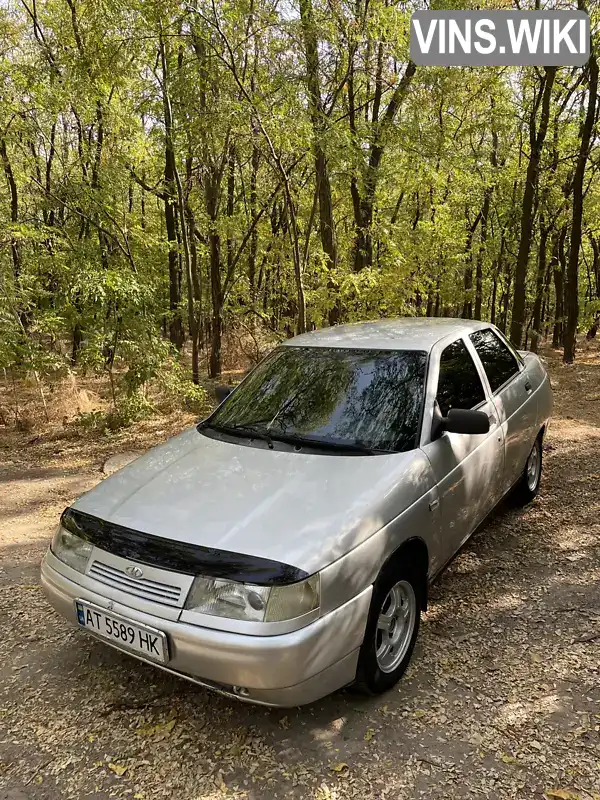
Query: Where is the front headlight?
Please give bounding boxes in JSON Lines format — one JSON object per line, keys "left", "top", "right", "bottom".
{"left": 51, "top": 525, "right": 93, "bottom": 574}
{"left": 184, "top": 574, "right": 320, "bottom": 623}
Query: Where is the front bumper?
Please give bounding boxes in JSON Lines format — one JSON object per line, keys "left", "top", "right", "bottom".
{"left": 40, "top": 555, "right": 371, "bottom": 707}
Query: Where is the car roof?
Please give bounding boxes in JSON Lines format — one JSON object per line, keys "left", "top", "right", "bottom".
{"left": 283, "top": 318, "right": 492, "bottom": 352}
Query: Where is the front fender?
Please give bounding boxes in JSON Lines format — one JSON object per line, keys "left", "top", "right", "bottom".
{"left": 319, "top": 485, "right": 439, "bottom": 617}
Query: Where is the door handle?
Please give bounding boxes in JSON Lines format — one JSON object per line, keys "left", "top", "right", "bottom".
{"left": 488, "top": 413, "right": 502, "bottom": 442}
{"left": 524, "top": 379, "right": 532, "bottom": 393}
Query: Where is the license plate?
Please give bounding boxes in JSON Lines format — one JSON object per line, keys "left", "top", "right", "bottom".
{"left": 74, "top": 600, "right": 169, "bottom": 664}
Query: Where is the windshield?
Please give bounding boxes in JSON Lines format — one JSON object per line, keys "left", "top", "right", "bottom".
{"left": 207, "top": 346, "right": 427, "bottom": 453}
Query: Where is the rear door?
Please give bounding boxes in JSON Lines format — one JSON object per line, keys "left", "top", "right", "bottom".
{"left": 421, "top": 336, "right": 505, "bottom": 570}
{"left": 469, "top": 327, "right": 537, "bottom": 495}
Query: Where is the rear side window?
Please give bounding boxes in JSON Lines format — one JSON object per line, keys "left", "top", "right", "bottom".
{"left": 436, "top": 339, "right": 486, "bottom": 417}
{"left": 470, "top": 329, "right": 520, "bottom": 393}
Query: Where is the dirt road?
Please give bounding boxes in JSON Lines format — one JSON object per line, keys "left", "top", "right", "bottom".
{"left": 1, "top": 346, "right": 599, "bottom": 800}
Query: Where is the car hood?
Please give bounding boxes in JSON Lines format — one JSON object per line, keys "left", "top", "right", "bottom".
{"left": 72, "top": 428, "right": 433, "bottom": 575}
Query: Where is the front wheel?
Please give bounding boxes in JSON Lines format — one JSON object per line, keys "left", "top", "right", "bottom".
{"left": 512, "top": 433, "right": 543, "bottom": 506}
{"left": 354, "top": 566, "right": 422, "bottom": 695}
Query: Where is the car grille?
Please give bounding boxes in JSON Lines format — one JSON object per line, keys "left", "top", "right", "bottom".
{"left": 88, "top": 559, "right": 183, "bottom": 607}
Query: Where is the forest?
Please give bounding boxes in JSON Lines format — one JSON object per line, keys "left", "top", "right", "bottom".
{"left": 1, "top": 0, "right": 599, "bottom": 420}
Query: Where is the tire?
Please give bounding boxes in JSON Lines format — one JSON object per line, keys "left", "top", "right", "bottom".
{"left": 354, "top": 563, "right": 423, "bottom": 696}
{"left": 511, "top": 432, "right": 543, "bottom": 507}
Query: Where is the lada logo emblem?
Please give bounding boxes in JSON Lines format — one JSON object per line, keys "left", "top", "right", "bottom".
{"left": 125, "top": 565, "right": 144, "bottom": 579}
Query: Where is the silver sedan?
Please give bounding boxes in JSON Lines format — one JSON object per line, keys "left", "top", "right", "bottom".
{"left": 41, "top": 318, "right": 552, "bottom": 706}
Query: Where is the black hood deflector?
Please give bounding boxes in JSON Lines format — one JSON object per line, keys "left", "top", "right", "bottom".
{"left": 61, "top": 507, "right": 309, "bottom": 586}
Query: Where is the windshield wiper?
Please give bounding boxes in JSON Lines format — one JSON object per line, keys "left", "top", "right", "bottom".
{"left": 200, "top": 421, "right": 391, "bottom": 454}
{"left": 226, "top": 392, "right": 300, "bottom": 433}
{"left": 199, "top": 420, "right": 274, "bottom": 448}
{"left": 227, "top": 417, "right": 277, "bottom": 431}
{"left": 266, "top": 432, "right": 392, "bottom": 455}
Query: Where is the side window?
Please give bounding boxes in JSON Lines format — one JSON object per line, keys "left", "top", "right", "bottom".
{"left": 470, "top": 329, "right": 520, "bottom": 393}
{"left": 436, "top": 339, "right": 486, "bottom": 417}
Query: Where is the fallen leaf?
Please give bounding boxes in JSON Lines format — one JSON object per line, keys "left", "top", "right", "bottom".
{"left": 135, "top": 718, "right": 176, "bottom": 738}
{"left": 544, "top": 791, "right": 581, "bottom": 800}
{"left": 501, "top": 753, "right": 518, "bottom": 764}
{"left": 214, "top": 771, "right": 227, "bottom": 793}
{"left": 108, "top": 762, "right": 127, "bottom": 777}
{"left": 330, "top": 762, "right": 348, "bottom": 772}
{"left": 574, "top": 632, "right": 600, "bottom": 643}
{"left": 530, "top": 740, "right": 542, "bottom": 750}
{"left": 364, "top": 728, "right": 375, "bottom": 741}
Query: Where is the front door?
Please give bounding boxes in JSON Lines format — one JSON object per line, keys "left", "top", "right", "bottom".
{"left": 421, "top": 337, "right": 505, "bottom": 568}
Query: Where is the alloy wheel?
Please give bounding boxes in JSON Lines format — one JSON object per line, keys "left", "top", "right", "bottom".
{"left": 375, "top": 580, "right": 417, "bottom": 673}
{"left": 526, "top": 441, "right": 541, "bottom": 492}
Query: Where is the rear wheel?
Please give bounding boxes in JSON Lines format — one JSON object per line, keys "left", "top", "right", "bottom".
{"left": 512, "top": 433, "right": 543, "bottom": 506}
{"left": 354, "top": 564, "right": 423, "bottom": 695}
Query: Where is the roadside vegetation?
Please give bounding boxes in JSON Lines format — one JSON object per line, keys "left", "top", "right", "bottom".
{"left": 1, "top": 0, "right": 600, "bottom": 438}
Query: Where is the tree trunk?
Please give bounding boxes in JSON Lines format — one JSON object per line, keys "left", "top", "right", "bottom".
{"left": 351, "top": 60, "right": 417, "bottom": 272}
{"left": 160, "top": 35, "right": 199, "bottom": 383}
{"left": 552, "top": 229, "right": 567, "bottom": 348}
{"left": 476, "top": 116, "right": 497, "bottom": 322}
{"left": 564, "top": 35, "right": 598, "bottom": 363}
{"left": 500, "top": 260, "right": 511, "bottom": 335}
{"left": 462, "top": 266, "right": 473, "bottom": 319}
{"left": 586, "top": 312, "right": 600, "bottom": 340}
{"left": 0, "top": 138, "right": 25, "bottom": 324}
{"left": 490, "top": 272, "right": 498, "bottom": 326}
{"left": 425, "top": 292, "right": 433, "bottom": 317}
{"left": 474, "top": 187, "right": 491, "bottom": 320}
{"left": 510, "top": 67, "right": 557, "bottom": 347}
{"left": 71, "top": 322, "right": 83, "bottom": 365}
{"left": 161, "top": 43, "right": 184, "bottom": 351}
{"left": 248, "top": 136, "right": 260, "bottom": 306}
{"left": 185, "top": 145, "right": 203, "bottom": 351}
{"left": 462, "top": 210, "right": 482, "bottom": 319}
{"left": 530, "top": 220, "right": 548, "bottom": 353}
{"left": 541, "top": 255, "right": 552, "bottom": 336}
{"left": 221, "top": 141, "right": 236, "bottom": 355}
{"left": 589, "top": 235, "right": 600, "bottom": 299}
{"left": 494, "top": 231, "right": 506, "bottom": 330}
{"left": 205, "top": 170, "right": 222, "bottom": 378}
{"left": 299, "top": 0, "right": 338, "bottom": 281}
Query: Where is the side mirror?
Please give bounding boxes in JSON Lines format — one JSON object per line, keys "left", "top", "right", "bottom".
{"left": 215, "top": 385, "right": 233, "bottom": 404}
{"left": 443, "top": 408, "right": 490, "bottom": 435}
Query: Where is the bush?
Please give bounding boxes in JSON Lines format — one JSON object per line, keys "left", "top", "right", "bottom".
{"left": 156, "top": 361, "right": 210, "bottom": 416}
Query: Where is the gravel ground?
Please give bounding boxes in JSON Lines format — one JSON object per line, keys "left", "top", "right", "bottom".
{"left": 1, "top": 344, "right": 599, "bottom": 800}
